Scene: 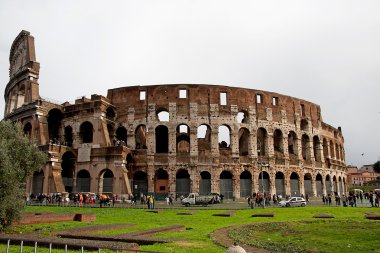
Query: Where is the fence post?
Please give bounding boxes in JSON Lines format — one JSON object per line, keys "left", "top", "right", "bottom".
{"left": 19, "top": 240, "right": 23, "bottom": 253}
{"left": 34, "top": 241, "right": 38, "bottom": 253}
{"left": 64, "top": 244, "right": 68, "bottom": 253}
{"left": 49, "top": 243, "right": 52, "bottom": 253}
{"left": 6, "top": 239, "right": 10, "bottom": 253}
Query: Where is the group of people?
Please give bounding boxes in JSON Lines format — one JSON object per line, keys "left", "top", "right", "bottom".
{"left": 322, "top": 191, "right": 380, "bottom": 207}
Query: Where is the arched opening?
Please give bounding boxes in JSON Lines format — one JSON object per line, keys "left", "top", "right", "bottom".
{"left": 154, "top": 168, "right": 169, "bottom": 193}
{"left": 176, "top": 169, "right": 190, "bottom": 197}
{"left": 107, "top": 124, "right": 114, "bottom": 145}
{"left": 275, "top": 172, "right": 285, "bottom": 197}
{"left": 316, "top": 174, "right": 323, "bottom": 196}
{"left": 290, "top": 172, "right": 300, "bottom": 196}
{"left": 333, "top": 176, "right": 338, "bottom": 195}
{"left": 32, "top": 170, "right": 44, "bottom": 196}
{"left": 257, "top": 128, "right": 267, "bottom": 156}
{"left": 156, "top": 125, "right": 169, "bottom": 153}
{"left": 238, "top": 128, "right": 250, "bottom": 156}
{"left": 197, "top": 124, "right": 211, "bottom": 151}
{"left": 220, "top": 171, "right": 233, "bottom": 199}
{"left": 240, "top": 170, "right": 252, "bottom": 197}
{"left": 76, "top": 170, "right": 90, "bottom": 192}
{"left": 99, "top": 169, "right": 113, "bottom": 194}
{"left": 273, "top": 129, "right": 284, "bottom": 155}
{"left": 157, "top": 110, "right": 169, "bottom": 122}
{"left": 325, "top": 175, "right": 332, "bottom": 195}
{"left": 335, "top": 143, "right": 340, "bottom": 160}
{"left": 236, "top": 111, "right": 248, "bottom": 123}
{"left": 135, "top": 125, "right": 147, "bottom": 149}
{"left": 106, "top": 107, "right": 116, "bottom": 120}
{"left": 339, "top": 176, "right": 344, "bottom": 196}
{"left": 300, "top": 119, "right": 308, "bottom": 131}
{"left": 288, "top": 131, "right": 298, "bottom": 155}
{"left": 218, "top": 125, "right": 231, "bottom": 149}
{"left": 16, "top": 84, "right": 26, "bottom": 108}
{"left": 64, "top": 126, "right": 73, "bottom": 147}
{"left": 116, "top": 126, "right": 128, "bottom": 146}
{"left": 329, "top": 140, "right": 335, "bottom": 159}
{"left": 313, "top": 136, "right": 322, "bottom": 162}
{"left": 199, "top": 171, "right": 211, "bottom": 195}
{"left": 323, "top": 138, "right": 329, "bottom": 160}
{"left": 23, "top": 122, "right": 32, "bottom": 141}
{"left": 176, "top": 124, "right": 190, "bottom": 153}
{"left": 304, "top": 173, "right": 313, "bottom": 197}
{"left": 258, "top": 171, "right": 270, "bottom": 194}
{"left": 48, "top": 108, "right": 63, "bottom": 143}
{"left": 301, "top": 134, "right": 310, "bottom": 160}
{"left": 61, "top": 152, "right": 76, "bottom": 193}
{"left": 79, "top": 121, "right": 93, "bottom": 143}
{"left": 133, "top": 171, "right": 148, "bottom": 195}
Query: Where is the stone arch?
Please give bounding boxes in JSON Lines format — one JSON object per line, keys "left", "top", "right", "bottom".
{"left": 176, "top": 169, "right": 190, "bottom": 196}
{"left": 116, "top": 126, "right": 128, "bottom": 146}
{"left": 176, "top": 124, "right": 190, "bottom": 153}
{"left": 288, "top": 131, "right": 298, "bottom": 155}
{"left": 99, "top": 169, "right": 114, "bottom": 194}
{"left": 106, "top": 107, "right": 116, "bottom": 120}
{"left": 333, "top": 175, "right": 338, "bottom": 195}
{"left": 300, "top": 119, "right": 308, "bottom": 131}
{"left": 76, "top": 169, "right": 90, "bottom": 192}
{"left": 23, "top": 122, "right": 32, "bottom": 141}
{"left": 64, "top": 125, "right": 73, "bottom": 147}
{"left": 135, "top": 125, "right": 147, "bottom": 149}
{"left": 61, "top": 151, "right": 76, "bottom": 193}
{"left": 16, "top": 83, "right": 26, "bottom": 108}
{"left": 325, "top": 175, "right": 332, "bottom": 195}
{"left": 290, "top": 172, "right": 300, "bottom": 196}
{"left": 316, "top": 174, "right": 323, "bottom": 196}
{"left": 304, "top": 173, "right": 313, "bottom": 196}
{"left": 154, "top": 168, "right": 169, "bottom": 193}
{"left": 157, "top": 108, "right": 169, "bottom": 122}
{"left": 220, "top": 170, "right": 234, "bottom": 199}
{"left": 301, "top": 134, "right": 310, "bottom": 160}
{"left": 335, "top": 143, "right": 340, "bottom": 160}
{"left": 133, "top": 171, "right": 148, "bottom": 195}
{"left": 257, "top": 127, "right": 267, "bottom": 156}
{"left": 240, "top": 170, "right": 252, "bottom": 197}
{"left": 273, "top": 129, "right": 284, "bottom": 155}
{"left": 218, "top": 125, "right": 231, "bottom": 149}
{"left": 107, "top": 124, "right": 114, "bottom": 145}
{"left": 258, "top": 170, "right": 270, "bottom": 194}
{"left": 199, "top": 171, "right": 211, "bottom": 195}
{"left": 48, "top": 108, "right": 63, "bottom": 143}
{"left": 197, "top": 124, "right": 211, "bottom": 151}
{"left": 339, "top": 176, "right": 344, "bottom": 196}
{"left": 323, "top": 138, "right": 329, "bottom": 160}
{"left": 329, "top": 140, "right": 335, "bottom": 158}
{"left": 32, "top": 170, "right": 44, "bottom": 195}
{"left": 236, "top": 110, "right": 248, "bottom": 123}
{"left": 238, "top": 127, "right": 250, "bottom": 156}
{"left": 275, "top": 171, "right": 285, "bottom": 197}
{"left": 156, "top": 125, "right": 169, "bottom": 153}
{"left": 313, "top": 136, "right": 322, "bottom": 162}
{"left": 79, "top": 121, "right": 93, "bottom": 144}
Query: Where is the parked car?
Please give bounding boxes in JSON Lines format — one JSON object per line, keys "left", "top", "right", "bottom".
{"left": 278, "top": 197, "right": 307, "bottom": 207}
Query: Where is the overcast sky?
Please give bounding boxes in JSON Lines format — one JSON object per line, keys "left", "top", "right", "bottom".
{"left": 1, "top": 0, "right": 379, "bottom": 167}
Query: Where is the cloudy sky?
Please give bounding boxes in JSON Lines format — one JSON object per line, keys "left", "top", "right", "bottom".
{"left": 0, "top": 0, "right": 379, "bottom": 167}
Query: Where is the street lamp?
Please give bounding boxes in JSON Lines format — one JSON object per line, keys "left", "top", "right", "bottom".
{"left": 257, "top": 139, "right": 269, "bottom": 208}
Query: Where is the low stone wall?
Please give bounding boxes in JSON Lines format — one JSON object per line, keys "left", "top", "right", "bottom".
{"left": 15, "top": 212, "right": 96, "bottom": 225}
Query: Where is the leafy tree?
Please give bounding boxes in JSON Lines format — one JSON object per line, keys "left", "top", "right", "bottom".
{"left": 0, "top": 121, "right": 47, "bottom": 230}
{"left": 374, "top": 161, "right": 380, "bottom": 173}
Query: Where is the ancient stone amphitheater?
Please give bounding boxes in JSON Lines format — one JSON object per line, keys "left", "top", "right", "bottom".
{"left": 4, "top": 31, "right": 346, "bottom": 200}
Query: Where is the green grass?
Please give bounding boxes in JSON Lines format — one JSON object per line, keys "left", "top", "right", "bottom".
{"left": 1, "top": 206, "right": 380, "bottom": 253}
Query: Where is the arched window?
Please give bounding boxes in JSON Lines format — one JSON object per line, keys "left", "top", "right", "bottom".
{"left": 156, "top": 125, "right": 168, "bottom": 153}
{"left": 238, "top": 128, "right": 250, "bottom": 156}
{"left": 80, "top": 121, "right": 93, "bottom": 143}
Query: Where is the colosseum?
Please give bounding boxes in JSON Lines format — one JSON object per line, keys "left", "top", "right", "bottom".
{"left": 3, "top": 30, "right": 347, "bottom": 200}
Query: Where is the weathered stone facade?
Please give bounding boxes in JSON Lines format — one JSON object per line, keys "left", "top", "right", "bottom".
{"left": 3, "top": 31, "right": 347, "bottom": 199}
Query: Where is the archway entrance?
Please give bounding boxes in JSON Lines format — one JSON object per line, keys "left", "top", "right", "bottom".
{"left": 133, "top": 171, "right": 148, "bottom": 195}
{"left": 76, "top": 170, "right": 90, "bottom": 192}
{"left": 240, "top": 170, "right": 252, "bottom": 197}
{"left": 154, "top": 169, "right": 169, "bottom": 193}
{"left": 220, "top": 171, "right": 233, "bottom": 199}
{"left": 316, "top": 174, "right": 323, "bottom": 196}
{"left": 176, "top": 169, "right": 190, "bottom": 197}
{"left": 32, "top": 170, "right": 44, "bottom": 195}
{"left": 290, "top": 172, "right": 300, "bottom": 196}
{"left": 275, "top": 172, "right": 285, "bottom": 197}
{"left": 304, "top": 173, "right": 313, "bottom": 196}
{"left": 199, "top": 171, "right": 211, "bottom": 195}
{"left": 99, "top": 169, "right": 113, "bottom": 194}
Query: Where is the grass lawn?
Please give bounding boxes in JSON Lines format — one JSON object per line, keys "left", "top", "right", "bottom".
{"left": 2, "top": 205, "right": 380, "bottom": 253}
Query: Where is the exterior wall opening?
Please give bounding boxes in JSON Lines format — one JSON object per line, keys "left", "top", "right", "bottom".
{"left": 133, "top": 171, "right": 148, "bottom": 196}
{"left": 154, "top": 168, "right": 169, "bottom": 194}
{"left": 258, "top": 171, "right": 270, "bottom": 194}
{"left": 61, "top": 151, "right": 76, "bottom": 192}
{"left": 176, "top": 124, "right": 190, "bottom": 153}
{"left": 290, "top": 172, "right": 300, "bottom": 196}
{"left": 48, "top": 108, "right": 63, "bottom": 143}
{"left": 316, "top": 174, "right": 323, "bottom": 196}
{"left": 77, "top": 169, "right": 90, "bottom": 192}
{"left": 275, "top": 172, "right": 285, "bottom": 197}
{"left": 199, "top": 171, "right": 211, "bottom": 195}
{"left": 176, "top": 169, "right": 190, "bottom": 197}
{"left": 99, "top": 169, "right": 114, "bottom": 194}
{"left": 238, "top": 127, "right": 250, "bottom": 156}
{"left": 220, "top": 171, "right": 233, "bottom": 199}
{"left": 79, "top": 121, "right": 94, "bottom": 144}
{"left": 32, "top": 170, "right": 44, "bottom": 195}
{"left": 116, "top": 126, "right": 128, "bottom": 146}
{"left": 240, "top": 170, "right": 252, "bottom": 197}
{"left": 135, "top": 125, "right": 147, "bottom": 149}
{"left": 304, "top": 173, "right": 313, "bottom": 196}
{"left": 156, "top": 125, "right": 169, "bottom": 153}
{"left": 64, "top": 126, "right": 73, "bottom": 147}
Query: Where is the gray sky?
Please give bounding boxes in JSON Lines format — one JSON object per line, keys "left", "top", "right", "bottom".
{"left": 1, "top": 0, "right": 379, "bottom": 167}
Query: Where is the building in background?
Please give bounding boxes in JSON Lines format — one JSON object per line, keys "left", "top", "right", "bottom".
{"left": 347, "top": 165, "right": 380, "bottom": 186}
{"left": 3, "top": 31, "right": 347, "bottom": 199}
